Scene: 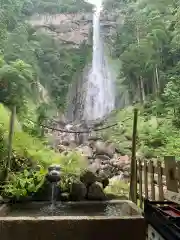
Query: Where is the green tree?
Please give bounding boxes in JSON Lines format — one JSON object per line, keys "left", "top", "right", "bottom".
{"left": 0, "top": 58, "right": 34, "bottom": 112}
{"left": 105, "top": 0, "right": 178, "bottom": 105}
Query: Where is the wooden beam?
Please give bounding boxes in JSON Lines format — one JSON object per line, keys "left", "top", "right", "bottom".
{"left": 129, "top": 108, "right": 138, "bottom": 203}
{"left": 7, "top": 105, "right": 16, "bottom": 172}
{"left": 164, "top": 156, "right": 178, "bottom": 192}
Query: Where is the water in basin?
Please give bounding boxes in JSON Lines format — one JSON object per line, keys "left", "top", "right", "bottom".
{"left": 7, "top": 201, "right": 140, "bottom": 217}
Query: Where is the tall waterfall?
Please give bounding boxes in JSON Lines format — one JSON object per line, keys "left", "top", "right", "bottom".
{"left": 84, "top": 1, "right": 115, "bottom": 121}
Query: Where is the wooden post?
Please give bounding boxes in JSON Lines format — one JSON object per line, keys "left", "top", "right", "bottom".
{"left": 149, "top": 160, "right": 155, "bottom": 200}
{"left": 157, "top": 160, "right": 164, "bottom": 201}
{"left": 129, "top": 108, "right": 138, "bottom": 204}
{"left": 7, "top": 105, "right": 16, "bottom": 172}
{"left": 138, "top": 160, "right": 143, "bottom": 208}
{"left": 176, "top": 161, "right": 180, "bottom": 189}
{"left": 144, "top": 160, "right": 148, "bottom": 199}
{"left": 164, "top": 156, "right": 178, "bottom": 192}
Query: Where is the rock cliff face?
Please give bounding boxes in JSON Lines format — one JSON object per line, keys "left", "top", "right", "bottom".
{"left": 28, "top": 10, "right": 120, "bottom": 46}
{"left": 29, "top": 12, "right": 93, "bottom": 121}
{"left": 29, "top": 13, "right": 93, "bottom": 46}
{"left": 66, "top": 64, "right": 91, "bottom": 122}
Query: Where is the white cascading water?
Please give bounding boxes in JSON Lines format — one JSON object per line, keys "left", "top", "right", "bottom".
{"left": 84, "top": 0, "right": 115, "bottom": 121}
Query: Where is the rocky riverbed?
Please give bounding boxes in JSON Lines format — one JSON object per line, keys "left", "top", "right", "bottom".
{"left": 46, "top": 119, "right": 131, "bottom": 201}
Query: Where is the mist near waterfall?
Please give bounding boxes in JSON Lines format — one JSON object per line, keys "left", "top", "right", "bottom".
{"left": 84, "top": 0, "right": 115, "bottom": 121}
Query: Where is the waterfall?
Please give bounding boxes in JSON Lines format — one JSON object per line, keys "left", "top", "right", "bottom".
{"left": 84, "top": 0, "right": 115, "bottom": 121}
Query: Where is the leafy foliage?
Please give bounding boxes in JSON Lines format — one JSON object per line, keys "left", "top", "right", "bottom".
{"left": 59, "top": 152, "right": 88, "bottom": 192}
{"left": 24, "top": 0, "right": 92, "bottom": 15}
{"left": 0, "top": 101, "right": 87, "bottom": 197}
{"left": 0, "top": 0, "right": 91, "bottom": 198}
{"left": 3, "top": 168, "right": 46, "bottom": 198}
{"left": 0, "top": 0, "right": 91, "bottom": 113}
{"left": 104, "top": 0, "right": 180, "bottom": 104}
{"left": 104, "top": 178, "right": 129, "bottom": 197}
{"left": 101, "top": 0, "right": 180, "bottom": 158}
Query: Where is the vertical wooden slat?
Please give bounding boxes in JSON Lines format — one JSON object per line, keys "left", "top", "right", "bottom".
{"left": 176, "top": 161, "right": 180, "bottom": 189}
{"left": 139, "top": 160, "right": 143, "bottom": 208}
{"left": 144, "top": 160, "right": 148, "bottom": 199}
{"left": 164, "top": 156, "right": 178, "bottom": 192}
{"left": 157, "top": 160, "right": 164, "bottom": 201}
{"left": 149, "top": 160, "right": 155, "bottom": 200}
{"left": 129, "top": 108, "right": 138, "bottom": 204}
{"left": 7, "top": 105, "right": 16, "bottom": 172}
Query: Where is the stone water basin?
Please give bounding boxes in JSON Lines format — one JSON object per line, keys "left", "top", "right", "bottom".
{"left": 0, "top": 200, "right": 145, "bottom": 240}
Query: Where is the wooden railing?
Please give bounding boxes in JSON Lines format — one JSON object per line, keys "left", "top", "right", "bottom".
{"left": 131, "top": 156, "right": 180, "bottom": 208}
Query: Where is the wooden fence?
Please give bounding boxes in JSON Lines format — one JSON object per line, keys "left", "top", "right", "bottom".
{"left": 131, "top": 156, "right": 180, "bottom": 208}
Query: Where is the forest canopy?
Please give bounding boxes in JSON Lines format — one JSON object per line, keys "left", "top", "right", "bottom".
{"left": 99, "top": 0, "right": 180, "bottom": 158}
{"left": 104, "top": 0, "right": 180, "bottom": 122}
{"left": 0, "top": 0, "right": 92, "bottom": 199}
{"left": 0, "top": 0, "right": 91, "bottom": 116}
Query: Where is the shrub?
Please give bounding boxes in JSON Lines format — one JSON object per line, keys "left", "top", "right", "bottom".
{"left": 3, "top": 168, "right": 46, "bottom": 198}
{"left": 0, "top": 104, "right": 87, "bottom": 197}
{"left": 104, "top": 179, "right": 129, "bottom": 197}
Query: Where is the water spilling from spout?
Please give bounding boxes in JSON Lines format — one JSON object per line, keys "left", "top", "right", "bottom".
{"left": 51, "top": 183, "right": 56, "bottom": 209}
{"left": 84, "top": 0, "right": 115, "bottom": 121}
{"left": 43, "top": 165, "right": 61, "bottom": 215}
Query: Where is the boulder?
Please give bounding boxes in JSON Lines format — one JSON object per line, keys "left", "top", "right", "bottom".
{"left": 70, "top": 181, "right": 87, "bottom": 201}
{"left": 69, "top": 141, "right": 77, "bottom": 148}
{"left": 87, "top": 182, "right": 107, "bottom": 200}
{"left": 101, "top": 160, "right": 109, "bottom": 165}
{"left": 89, "top": 159, "right": 94, "bottom": 164}
{"left": 100, "top": 164, "right": 109, "bottom": 170}
{"left": 61, "top": 140, "right": 70, "bottom": 146}
{"left": 77, "top": 131, "right": 89, "bottom": 145}
{"left": 110, "top": 158, "right": 116, "bottom": 166}
{"left": 117, "top": 155, "right": 130, "bottom": 169}
{"left": 110, "top": 158, "right": 120, "bottom": 168}
{"left": 94, "top": 141, "right": 115, "bottom": 158}
{"left": 88, "top": 162, "right": 101, "bottom": 173}
{"left": 93, "top": 140, "right": 106, "bottom": 154}
{"left": 87, "top": 140, "right": 95, "bottom": 148}
{"left": 80, "top": 170, "right": 97, "bottom": 186}
{"left": 122, "top": 164, "right": 131, "bottom": 172}
{"left": 88, "top": 136, "right": 102, "bottom": 141}
{"left": 106, "top": 142, "right": 116, "bottom": 157}
{"left": 97, "top": 170, "right": 109, "bottom": 188}
{"left": 95, "top": 154, "right": 110, "bottom": 160}
{"left": 99, "top": 164, "right": 113, "bottom": 177}
{"left": 77, "top": 145, "right": 93, "bottom": 158}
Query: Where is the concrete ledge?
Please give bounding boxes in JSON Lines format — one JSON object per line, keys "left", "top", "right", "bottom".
{"left": 0, "top": 218, "right": 145, "bottom": 240}
{"left": 0, "top": 200, "right": 146, "bottom": 240}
